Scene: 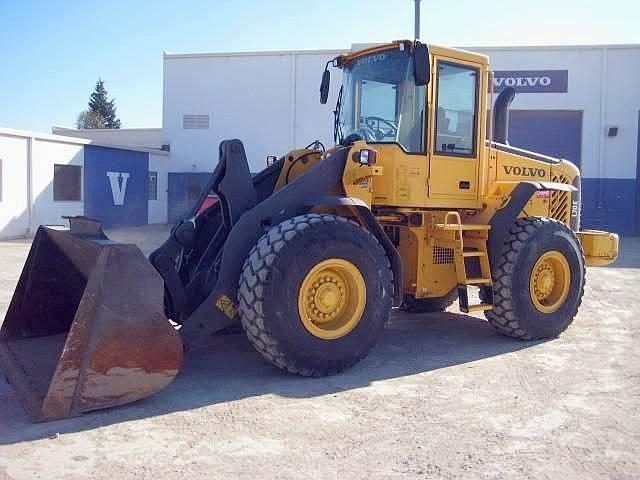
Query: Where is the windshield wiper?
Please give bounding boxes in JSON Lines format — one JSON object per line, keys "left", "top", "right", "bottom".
{"left": 333, "top": 85, "right": 343, "bottom": 144}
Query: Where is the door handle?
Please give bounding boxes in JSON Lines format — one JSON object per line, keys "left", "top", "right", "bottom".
{"left": 459, "top": 181, "right": 471, "bottom": 190}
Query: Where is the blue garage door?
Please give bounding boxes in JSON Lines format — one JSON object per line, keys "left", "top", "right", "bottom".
{"left": 508, "top": 110, "right": 583, "bottom": 168}
{"left": 84, "top": 145, "right": 149, "bottom": 228}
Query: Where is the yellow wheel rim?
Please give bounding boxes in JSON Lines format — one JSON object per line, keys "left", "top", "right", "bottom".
{"left": 298, "top": 258, "right": 366, "bottom": 340}
{"left": 529, "top": 251, "right": 571, "bottom": 313}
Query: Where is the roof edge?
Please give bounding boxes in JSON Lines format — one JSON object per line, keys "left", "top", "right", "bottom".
{"left": 163, "top": 48, "right": 348, "bottom": 60}
{"left": 463, "top": 43, "right": 640, "bottom": 51}
{"left": 52, "top": 125, "right": 162, "bottom": 133}
{"left": 0, "top": 127, "right": 169, "bottom": 156}
{"left": 163, "top": 42, "right": 640, "bottom": 61}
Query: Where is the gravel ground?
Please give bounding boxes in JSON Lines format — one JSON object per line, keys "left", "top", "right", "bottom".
{"left": 0, "top": 226, "right": 638, "bottom": 480}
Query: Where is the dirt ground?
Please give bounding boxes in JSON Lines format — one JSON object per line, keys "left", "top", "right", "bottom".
{"left": 0, "top": 226, "right": 638, "bottom": 480}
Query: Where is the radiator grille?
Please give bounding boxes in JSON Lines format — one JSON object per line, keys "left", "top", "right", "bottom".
{"left": 433, "top": 246, "right": 454, "bottom": 264}
{"left": 550, "top": 172, "right": 571, "bottom": 224}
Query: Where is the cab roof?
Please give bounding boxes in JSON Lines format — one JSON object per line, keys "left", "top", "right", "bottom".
{"left": 337, "top": 40, "right": 489, "bottom": 68}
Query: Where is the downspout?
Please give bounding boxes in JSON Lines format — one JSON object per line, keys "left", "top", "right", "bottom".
{"left": 597, "top": 47, "right": 608, "bottom": 222}
{"left": 26, "top": 136, "right": 34, "bottom": 236}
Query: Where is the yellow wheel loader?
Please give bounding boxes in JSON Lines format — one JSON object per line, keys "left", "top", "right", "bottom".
{"left": 0, "top": 40, "right": 619, "bottom": 422}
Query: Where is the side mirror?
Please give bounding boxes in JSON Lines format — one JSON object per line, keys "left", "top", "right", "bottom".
{"left": 414, "top": 42, "right": 430, "bottom": 86}
{"left": 320, "top": 69, "right": 330, "bottom": 104}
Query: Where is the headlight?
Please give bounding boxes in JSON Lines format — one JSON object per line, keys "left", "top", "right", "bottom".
{"left": 353, "top": 148, "right": 378, "bottom": 165}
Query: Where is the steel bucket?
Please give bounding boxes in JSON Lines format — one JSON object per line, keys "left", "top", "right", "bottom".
{"left": 0, "top": 217, "right": 183, "bottom": 422}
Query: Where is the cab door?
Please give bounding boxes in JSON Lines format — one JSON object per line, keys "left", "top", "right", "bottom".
{"left": 428, "top": 58, "right": 481, "bottom": 200}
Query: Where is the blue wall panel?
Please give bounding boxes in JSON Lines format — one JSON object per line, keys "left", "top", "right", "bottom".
{"left": 168, "top": 172, "right": 212, "bottom": 223}
{"left": 581, "top": 178, "right": 636, "bottom": 235}
{"left": 84, "top": 145, "right": 149, "bottom": 228}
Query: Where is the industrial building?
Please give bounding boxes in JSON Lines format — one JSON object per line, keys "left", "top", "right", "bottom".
{"left": 0, "top": 42, "right": 638, "bottom": 237}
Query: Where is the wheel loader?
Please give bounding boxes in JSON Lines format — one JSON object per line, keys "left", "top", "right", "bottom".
{"left": 0, "top": 40, "right": 619, "bottom": 422}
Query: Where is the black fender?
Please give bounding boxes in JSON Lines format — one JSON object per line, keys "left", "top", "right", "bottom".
{"left": 488, "top": 181, "right": 577, "bottom": 269}
{"left": 304, "top": 195, "right": 403, "bottom": 307}
{"left": 181, "top": 147, "right": 351, "bottom": 339}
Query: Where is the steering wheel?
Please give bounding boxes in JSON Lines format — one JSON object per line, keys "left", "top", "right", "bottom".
{"left": 356, "top": 126, "right": 377, "bottom": 143}
{"left": 363, "top": 116, "right": 398, "bottom": 140}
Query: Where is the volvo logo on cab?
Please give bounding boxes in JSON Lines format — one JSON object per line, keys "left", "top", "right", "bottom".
{"left": 503, "top": 165, "right": 546, "bottom": 178}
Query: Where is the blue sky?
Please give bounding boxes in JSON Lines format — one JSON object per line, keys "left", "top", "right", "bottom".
{"left": 0, "top": 0, "right": 637, "bottom": 132}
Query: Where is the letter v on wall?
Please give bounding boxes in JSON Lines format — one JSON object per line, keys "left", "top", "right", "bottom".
{"left": 106, "top": 171, "right": 130, "bottom": 206}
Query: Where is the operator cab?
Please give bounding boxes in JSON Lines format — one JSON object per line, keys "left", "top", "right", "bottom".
{"left": 323, "top": 41, "right": 488, "bottom": 206}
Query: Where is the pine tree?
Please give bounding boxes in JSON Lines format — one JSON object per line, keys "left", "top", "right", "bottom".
{"left": 86, "top": 78, "right": 121, "bottom": 129}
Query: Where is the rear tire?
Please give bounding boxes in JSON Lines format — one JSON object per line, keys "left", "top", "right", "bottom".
{"left": 484, "top": 217, "right": 585, "bottom": 340}
{"left": 238, "top": 213, "right": 393, "bottom": 376}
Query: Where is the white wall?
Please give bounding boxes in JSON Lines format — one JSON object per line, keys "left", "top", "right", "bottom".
{"left": 603, "top": 47, "right": 640, "bottom": 179}
{"left": 0, "top": 133, "right": 29, "bottom": 238}
{"left": 148, "top": 152, "right": 168, "bottom": 223}
{"left": 52, "top": 126, "right": 164, "bottom": 149}
{"left": 163, "top": 50, "right": 344, "bottom": 173}
{"left": 31, "top": 138, "right": 84, "bottom": 228}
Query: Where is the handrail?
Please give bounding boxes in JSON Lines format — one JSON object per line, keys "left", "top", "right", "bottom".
{"left": 444, "top": 211, "right": 464, "bottom": 248}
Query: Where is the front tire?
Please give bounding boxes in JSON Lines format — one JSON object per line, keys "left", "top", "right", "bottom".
{"left": 484, "top": 217, "right": 585, "bottom": 340}
{"left": 238, "top": 214, "right": 393, "bottom": 376}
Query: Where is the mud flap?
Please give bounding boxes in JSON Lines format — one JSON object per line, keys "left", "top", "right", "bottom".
{"left": 0, "top": 217, "right": 183, "bottom": 422}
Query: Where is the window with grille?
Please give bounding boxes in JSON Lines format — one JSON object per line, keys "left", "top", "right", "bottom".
{"left": 183, "top": 114, "right": 210, "bottom": 129}
{"left": 148, "top": 171, "right": 158, "bottom": 200}
{"left": 53, "top": 164, "right": 82, "bottom": 201}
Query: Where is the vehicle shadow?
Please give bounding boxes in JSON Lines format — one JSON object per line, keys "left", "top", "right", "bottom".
{"left": 0, "top": 311, "right": 544, "bottom": 445}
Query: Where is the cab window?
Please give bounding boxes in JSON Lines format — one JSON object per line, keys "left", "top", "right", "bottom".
{"left": 360, "top": 80, "right": 396, "bottom": 121}
{"left": 434, "top": 62, "right": 479, "bottom": 157}
{"left": 339, "top": 49, "right": 426, "bottom": 153}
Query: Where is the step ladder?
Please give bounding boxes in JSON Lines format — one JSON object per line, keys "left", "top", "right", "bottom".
{"left": 432, "top": 212, "right": 494, "bottom": 314}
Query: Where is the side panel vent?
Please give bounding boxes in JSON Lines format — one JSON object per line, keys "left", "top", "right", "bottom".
{"left": 433, "top": 246, "right": 454, "bottom": 264}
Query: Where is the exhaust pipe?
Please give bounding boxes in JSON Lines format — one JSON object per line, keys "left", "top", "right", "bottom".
{"left": 493, "top": 86, "right": 516, "bottom": 144}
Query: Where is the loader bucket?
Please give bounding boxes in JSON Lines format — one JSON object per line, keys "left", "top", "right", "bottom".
{"left": 0, "top": 217, "right": 183, "bottom": 422}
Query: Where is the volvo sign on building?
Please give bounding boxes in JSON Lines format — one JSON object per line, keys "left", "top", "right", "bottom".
{"left": 492, "top": 70, "right": 569, "bottom": 93}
